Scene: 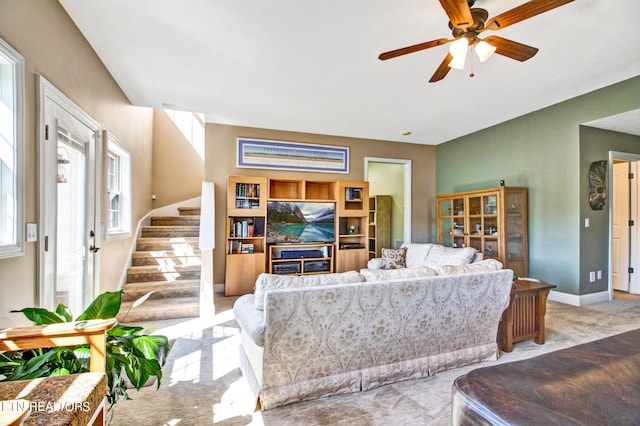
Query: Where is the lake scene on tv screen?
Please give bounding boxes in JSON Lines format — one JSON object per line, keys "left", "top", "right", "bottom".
{"left": 267, "top": 201, "right": 335, "bottom": 243}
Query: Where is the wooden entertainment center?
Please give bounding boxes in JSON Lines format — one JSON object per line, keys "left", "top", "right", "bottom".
{"left": 225, "top": 175, "right": 369, "bottom": 296}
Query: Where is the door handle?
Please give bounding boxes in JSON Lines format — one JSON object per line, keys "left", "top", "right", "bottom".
{"left": 89, "top": 230, "right": 99, "bottom": 253}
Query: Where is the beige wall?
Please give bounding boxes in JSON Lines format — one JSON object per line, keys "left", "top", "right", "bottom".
{"left": 0, "top": 0, "right": 154, "bottom": 326}
{"left": 205, "top": 123, "right": 436, "bottom": 285}
{"left": 151, "top": 109, "right": 204, "bottom": 207}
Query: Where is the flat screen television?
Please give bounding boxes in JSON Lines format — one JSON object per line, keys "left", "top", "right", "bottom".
{"left": 267, "top": 201, "right": 335, "bottom": 244}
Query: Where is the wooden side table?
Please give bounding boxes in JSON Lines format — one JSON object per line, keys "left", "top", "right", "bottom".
{"left": 498, "top": 279, "right": 556, "bottom": 352}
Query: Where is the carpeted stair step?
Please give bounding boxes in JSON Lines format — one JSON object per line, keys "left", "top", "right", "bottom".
{"left": 131, "top": 250, "right": 202, "bottom": 267}
{"left": 135, "top": 237, "right": 199, "bottom": 252}
{"left": 127, "top": 264, "right": 201, "bottom": 283}
{"left": 151, "top": 215, "right": 200, "bottom": 226}
{"left": 178, "top": 207, "right": 201, "bottom": 216}
{"left": 141, "top": 225, "right": 200, "bottom": 238}
{"left": 121, "top": 279, "right": 200, "bottom": 302}
{"left": 117, "top": 297, "right": 199, "bottom": 322}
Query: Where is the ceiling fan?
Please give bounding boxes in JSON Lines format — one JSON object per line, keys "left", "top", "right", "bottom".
{"left": 378, "top": 0, "right": 575, "bottom": 82}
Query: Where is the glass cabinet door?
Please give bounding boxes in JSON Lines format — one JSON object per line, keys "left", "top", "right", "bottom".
{"left": 506, "top": 191, "right": 524, "bottom": 258}
{"left": 466, "top": 192, "right": 499, "bottom": 259}
{"left": 482, "top": 194, "right": 499, "bottom": 259}
{"left": 439, "top": 196, "right": 465, "bottom": 248}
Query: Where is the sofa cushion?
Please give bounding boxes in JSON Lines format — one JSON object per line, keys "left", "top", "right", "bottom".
{"left": 253, "top": 271, "right": 365, "bottom": 311}
{"left": 402, "top": 243, "right": 435, "bottom": 268}
{"left": 435, "top": 259, "right": 504, "bottom": 275}
{"left": 360, "top": 266, "right": 439, "bottom": 282}
{"left": 380, "top": 247, "right": 407, "bottom": 269}
{"left": 426, "top": 245, "right": 477, "bottom": 266}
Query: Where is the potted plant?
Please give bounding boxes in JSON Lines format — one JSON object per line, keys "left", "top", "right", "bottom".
{"left": 0, "top": 290, "right": 171, "bottom": 413}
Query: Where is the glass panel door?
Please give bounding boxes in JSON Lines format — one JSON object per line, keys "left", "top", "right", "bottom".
{"left": 56, "top": 128, "right": 87, "bottom": 315}
{"left": 39, "top": 76, "right": 100, "bottom": 314}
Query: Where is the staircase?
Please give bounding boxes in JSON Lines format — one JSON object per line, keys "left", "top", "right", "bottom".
{"left": 117, "top": 206, "right": 201, "bottom": 322}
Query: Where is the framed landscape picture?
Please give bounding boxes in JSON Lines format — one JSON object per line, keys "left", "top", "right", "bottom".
{"left": 237, "top": 138, "right": 349, "bottom": 173}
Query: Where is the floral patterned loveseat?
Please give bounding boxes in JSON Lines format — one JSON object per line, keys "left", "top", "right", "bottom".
{"left": 233, "top": 265, "right": 513, "bottom": 410}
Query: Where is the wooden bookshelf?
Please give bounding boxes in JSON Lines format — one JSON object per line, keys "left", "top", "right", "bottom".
{"left": 368, "top": 195, "right": 391, "bottom": 258}
{"left": 225, "top": 175, "right": 369, "bottom": 295}
{"left": 225, "top": 175, "right": 268, "bottom": 296}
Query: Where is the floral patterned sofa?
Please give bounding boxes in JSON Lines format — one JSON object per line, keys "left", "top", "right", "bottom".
{"left": 233, "top": 261, "right": 513, "bottom": 410}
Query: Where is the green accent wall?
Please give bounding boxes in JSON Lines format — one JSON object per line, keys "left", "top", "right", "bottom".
{"left": 579, "top": 127, "right": 640, "bottom": 294}
{"left": 436, "top": 76, "right": 640, "bottom": 296}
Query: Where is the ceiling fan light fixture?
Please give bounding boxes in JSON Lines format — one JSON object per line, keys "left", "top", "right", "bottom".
{"left": 449, "top": 37, "right": 469, "bottom": 58}
{"left": 474, "top": 40, "right": 497, "bottom": 62}
{"left": 448, "top": 54, "right": 466, "bottom": 69}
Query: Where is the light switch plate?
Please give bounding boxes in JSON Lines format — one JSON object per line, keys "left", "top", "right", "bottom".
{"left": 26, "top": 223, "right": 37, "bottom": 242}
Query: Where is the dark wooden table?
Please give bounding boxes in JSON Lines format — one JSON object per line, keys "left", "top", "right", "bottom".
{"left": 497, "top": 279, "right": 556, "bottom": 352}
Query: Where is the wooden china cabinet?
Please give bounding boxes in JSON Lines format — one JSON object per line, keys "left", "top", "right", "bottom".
{"left": 437, "top": 187, "right": 528, "bottom": 277}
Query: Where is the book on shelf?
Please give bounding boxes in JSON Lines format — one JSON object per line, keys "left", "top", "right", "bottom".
{"left": 229, "top": 217, "right": 265, "bottom": 238}
{"left": 228, "top": 241, "right": 255, "bottom": 254}
{"left": 345, "top": 187, "right": 363, "bottom": 201}
{"left": 235, "top": 183, "right": 261, "bottom": 208}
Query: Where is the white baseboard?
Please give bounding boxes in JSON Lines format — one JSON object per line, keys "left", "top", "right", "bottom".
{"left": 548, "top": 290, "right": 610, "bottom": 306}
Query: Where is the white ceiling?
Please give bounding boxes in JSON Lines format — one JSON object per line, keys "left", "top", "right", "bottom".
{"left": 58, "top": 0, "right": 640, "bottom": 145}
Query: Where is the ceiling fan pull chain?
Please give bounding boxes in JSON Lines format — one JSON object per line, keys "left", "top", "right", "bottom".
{"left": 469, "top": 45, "right": 475, "bottom": 78}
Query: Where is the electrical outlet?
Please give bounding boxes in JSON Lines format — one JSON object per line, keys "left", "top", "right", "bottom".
{"left": 597, "top": 270, "right": 602, "bottom": 280}
{"left": 589, "top": 271, "right": 596, "bottom": 282}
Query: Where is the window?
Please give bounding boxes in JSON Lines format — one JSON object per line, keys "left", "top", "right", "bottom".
{"left": 163, "top": 109, "right": 205, "bottom": 159}
{"left": 0, "top": 38, "right": 24, "bottom": 259}
{"left": 105, "top": 132, "right": 131, "bottom": 238}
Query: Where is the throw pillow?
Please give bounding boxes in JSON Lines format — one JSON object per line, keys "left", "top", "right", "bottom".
{"left": 435, "top": 259, "right": 504, "bottom": 276}
{"left": 426, "top": 245, "right": 477, "bottom": 266}
{"left": 380, "top": 247, "right": 407, "bottom": 269}
{"left": 253, "top": 270, "right": 365, "bottom": 311}
{"left": 361, "top": 266, "right": 438, "bottom": 281}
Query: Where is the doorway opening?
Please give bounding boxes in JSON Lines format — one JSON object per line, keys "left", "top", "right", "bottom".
{"left": 364, "top": 157, "right": 412, "bottom": 247}
{"left": 609, "top": 151, "right": 640, "bottom": 300}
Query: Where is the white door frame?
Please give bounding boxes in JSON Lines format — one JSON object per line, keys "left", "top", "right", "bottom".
{"left": 37, "top": 75, "right": 102, "bottom": 311}
{"left": 609, "top": 151, "right": 640, "bottom": 299}
{"left": 364, "top": 157, "right": 412, "bottom": 243}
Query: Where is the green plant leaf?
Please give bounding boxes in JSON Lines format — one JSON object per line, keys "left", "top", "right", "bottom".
{"left": 131, "top": 335, "right": 170, "bottom": 362}
{"left": 55, "top": 303, "right": 73, "bottom": 322}
{"left": 10, "top": 307, "right": 66, "bottom": 325}
{"left": 76, "top": 290, "right": 123, "bottom": 321}
{"left": 108, "top": 324, "right": 143, "bottom": 337}
{"left": 51, "top": 367, "right": 70, "bottom": 376}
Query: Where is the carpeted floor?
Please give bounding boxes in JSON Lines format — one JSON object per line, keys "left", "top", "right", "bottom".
{"left": 109, "top": 291, "right": 640, "bottom": 426}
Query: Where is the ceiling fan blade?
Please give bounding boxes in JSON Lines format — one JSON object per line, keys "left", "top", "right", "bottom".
{"left": 484, "top": 36, "right": 538, "bottom": 62}
{"left": 486, "top": 0, "right": 574, "bottom": 30}
{"left": 378, "top": 38, "right": 449, "bottom": 61}
{"left": 429, "top": 53, "right": 454, "bottom": 83}
{"left": 438, "top": 0, "right": 474, "bottom": 29}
